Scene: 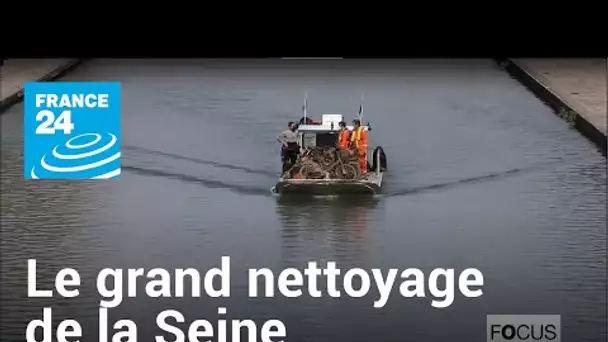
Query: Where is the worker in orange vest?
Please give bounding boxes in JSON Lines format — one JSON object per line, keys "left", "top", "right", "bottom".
{"left": 350, "top": 119, "right": 368, "bottom": 175}
{"left": 336, "top": 121, "right": 351, "bottom": 150}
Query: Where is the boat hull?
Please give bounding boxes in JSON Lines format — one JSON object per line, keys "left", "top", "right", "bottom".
{"left": 273, "top": 173, "right": 384, "bottom": 195}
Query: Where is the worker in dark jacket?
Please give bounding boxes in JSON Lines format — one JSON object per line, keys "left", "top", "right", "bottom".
{"left": 278, "top": 121, "right": 300, "bottom": 172}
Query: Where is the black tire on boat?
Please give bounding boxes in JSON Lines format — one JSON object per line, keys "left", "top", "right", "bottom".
{"left": 372, "top": 146, "right": 388, "bottom": 171}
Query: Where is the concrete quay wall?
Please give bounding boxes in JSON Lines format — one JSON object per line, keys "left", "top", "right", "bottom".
{"left": 0, "top": 59, "right": 84, "bottom": 114}
{"left": 499, "top": 58, "right": 607, "bottom": 155}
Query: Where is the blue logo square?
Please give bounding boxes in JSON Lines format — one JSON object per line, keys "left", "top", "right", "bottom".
{"left": 24, "top": 82, "right": 121, "bottom": 179}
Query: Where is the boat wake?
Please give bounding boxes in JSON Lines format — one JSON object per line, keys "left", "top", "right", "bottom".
{"left": 123, "top": 145, "right": 276, "bottom": 177}
{"left": 387, "top": 167, "right": 526, "bottom": 197}
{"left": 122, "top": 165, "right": 270, "bottom": 196}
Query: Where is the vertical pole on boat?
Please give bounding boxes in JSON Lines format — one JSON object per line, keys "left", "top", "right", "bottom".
{"left": 301, "top": 92, "right": 307, "bottom": 154}
{"left": 303, "top": 91, "right": 308, "bottom": 123}
{"left": 359, "top": 95, "right": 364, "bottom": 127}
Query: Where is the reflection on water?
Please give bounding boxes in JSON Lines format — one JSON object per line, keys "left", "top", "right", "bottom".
{"left": 276, "top": 196, "right": 380, "bottom": 268}
{"left": 1, "top": 59, "right": 606, "bottom": 341}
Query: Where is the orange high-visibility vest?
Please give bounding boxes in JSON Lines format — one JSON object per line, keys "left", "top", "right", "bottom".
{"left": 338, "top": 130, "right": 350, "bottom": 149}
{"left": 350, "top": 127, "right": 368, "bottom": 149}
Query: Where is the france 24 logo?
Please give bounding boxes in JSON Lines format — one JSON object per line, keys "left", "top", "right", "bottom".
{"left": 24, "top": 82, "right": 121, "bottom": 180}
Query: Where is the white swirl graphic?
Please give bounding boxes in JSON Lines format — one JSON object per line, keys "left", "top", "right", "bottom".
{"left": 30, "top": 132, "right": 121, "bottom": 179}
{"left": 66, "top": 133, "right": 101, "bottom": 149}
{"left": 52, "top": 133, "right": 116, "bottom": 160}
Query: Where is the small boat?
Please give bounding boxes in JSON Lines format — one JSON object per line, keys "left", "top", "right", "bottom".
{"left": 271, "top": 94, "right": 387, "bottom": 195}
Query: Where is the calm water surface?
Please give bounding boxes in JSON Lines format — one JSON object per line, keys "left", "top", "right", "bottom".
{"left": 1, "top": 59, "right": 606, "bottom": 341}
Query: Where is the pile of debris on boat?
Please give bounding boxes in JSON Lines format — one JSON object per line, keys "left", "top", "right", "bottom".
{"left": 283, "top": 147, "right": 364, "bottom": 180}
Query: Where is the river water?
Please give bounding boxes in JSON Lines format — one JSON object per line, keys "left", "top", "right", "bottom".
{"left": 1, "top": 59, "right": 606, "bottom": 341}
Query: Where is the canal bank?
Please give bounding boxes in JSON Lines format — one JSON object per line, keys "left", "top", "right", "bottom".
{"left": 499, "top": 58, "right": 607, "bottom": 155}
{"left": 0, "top": 58, "right": 85, "bottom": 114}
